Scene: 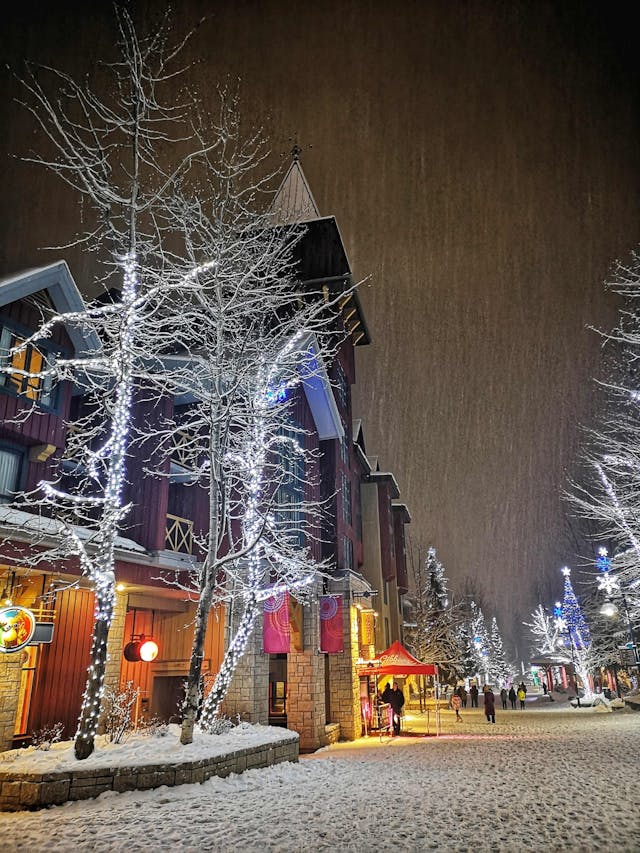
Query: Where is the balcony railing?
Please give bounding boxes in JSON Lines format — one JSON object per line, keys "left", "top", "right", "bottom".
{"left": 170, "top": 429, "right": 200, "bottom": 470}
{"left": 165, "top": 514, "right": 194, "bottom": 555}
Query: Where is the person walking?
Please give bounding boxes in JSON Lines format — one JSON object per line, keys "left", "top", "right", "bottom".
{"left": 451, "top": 692, "right": 462, "bottom": 722}
{"left": 388, "top": 681, "right": 405, "bottom": 735}
{"left": 484, "top": 687, "right": 496, "bottom": 723}
{"left": 508, "top": 686, "right": 517, "bottom": 709}
{"left": 517, "top": 685, "right": 526, "bottom": 710}
{"left": 459, "top": 686, "right": 468, "bottom": 708}
{"left": 500, "top": 687, "right": 508, "bottom": 710}
{"left": 470, "top": 684, "right": 479, "bottom": 708}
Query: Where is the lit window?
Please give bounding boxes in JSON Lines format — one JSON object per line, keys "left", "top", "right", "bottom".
{"left": 0, "top": 324, "right": 57, "bottom": 407}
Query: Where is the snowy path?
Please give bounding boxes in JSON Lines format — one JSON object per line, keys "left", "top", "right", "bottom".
{"left": 1, "top": 706, "right": 638, "bottom": 852}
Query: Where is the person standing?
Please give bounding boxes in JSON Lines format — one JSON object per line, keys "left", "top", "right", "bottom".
{"left": 508, "top": 686, "right": 516, "bottom": 709}
{"left": 517, "top": 685, "right": 526, "bottom": 710}
{"left": 484, "top": 687, "right": 496, "bottom": 723}
{"left": 500, "top": 687, "right": 508, "bottom": 710}
{"left": 459, "top": 685, "right": 468, "bottom": 708}
{"left": 451, "top": 692, "right": 462, "bottom": 722}
{"left": 470, "top": 684, "right": 479, "bottom": 708}
{"left": 388, "top": 681, "right": 405, "bottom": 735}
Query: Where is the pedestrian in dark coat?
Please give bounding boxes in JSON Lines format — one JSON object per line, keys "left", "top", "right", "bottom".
{"left": 387, "top": 682, "right": 405, "bottom": 735}
{"left": 459, "top": 686, "right": 468, "bottom": 708}
{"left": 470, "top": 684, "right": 479, "bottom": 708}
{"left": 500, "top": 688, "right": 508, "bottom": 710}
{"left": 508, "top": 686, "right": 516, "bottom": 709}
{"left": 484, "top": 688, "right": 496, "bottom": 723}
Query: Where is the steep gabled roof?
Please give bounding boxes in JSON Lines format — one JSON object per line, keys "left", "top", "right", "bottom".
{"left": 0, "top": 262, "right": 100, "bottom": 356}
{"left": 269, "top": 156, "right": 321, "bottom": 225}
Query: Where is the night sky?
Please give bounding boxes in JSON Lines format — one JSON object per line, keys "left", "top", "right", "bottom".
{"left": 1, "top": 1, "right": 639, "bottom": 654}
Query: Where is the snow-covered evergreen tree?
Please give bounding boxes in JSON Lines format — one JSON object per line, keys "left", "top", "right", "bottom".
{"left": 469, "top": 601, "right": 491, "bottom": 684}
{"left": 488, "top": 617, "right": 510, "bottom": 686}
{"left": 404, "top": 544, "right": 464, "bottom": 680}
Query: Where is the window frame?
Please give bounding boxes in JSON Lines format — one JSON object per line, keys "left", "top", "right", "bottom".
{"left": 0, "top": 317, "right": 62, "bottom": 412}
{"left": 0, "top": 442, "right": 27, "bottom": 504}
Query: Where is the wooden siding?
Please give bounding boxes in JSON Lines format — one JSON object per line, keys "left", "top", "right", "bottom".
{"left": 119, "top": 603, "right": 225, "bottom": 721}
{"left": 26, "top": 587, "right": 95, "bottom": 740}
{"left": 123, "top": 392, "right": 173, "bottom": 552}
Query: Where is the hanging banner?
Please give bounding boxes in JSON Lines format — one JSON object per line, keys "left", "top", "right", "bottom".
{"left": 263, "top": 592, "right": 290, "bottom": 653}
{"left": 0, "top": 605, "right": 36, "bottom": 654}
{"left": 289, "top": 596, "right": 304, "bottom": 652}
{"left": 320, "top": 595, "right": 344, "bottom": 653}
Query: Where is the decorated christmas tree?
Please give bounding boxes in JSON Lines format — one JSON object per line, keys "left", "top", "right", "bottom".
{"left": 561, "top": 567, "right": 591, "bottom": 650}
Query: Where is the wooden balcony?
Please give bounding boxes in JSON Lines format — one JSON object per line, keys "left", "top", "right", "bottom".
{"left": 165, "top": 514, "right": 194, "bottom": 555}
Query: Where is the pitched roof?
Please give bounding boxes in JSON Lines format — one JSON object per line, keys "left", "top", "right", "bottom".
{"left": 0, "top": 262, "right": 100, "bottom": 356}
{"left": 269, "top": 158, "right": 320, "bottom": 225}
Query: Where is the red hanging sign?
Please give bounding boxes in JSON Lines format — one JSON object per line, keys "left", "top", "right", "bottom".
{"left": 320, "top": 595, "right": 344, "bottom": 653}
{"left": 263, "top": 592, "right": 290, "bottom": 653}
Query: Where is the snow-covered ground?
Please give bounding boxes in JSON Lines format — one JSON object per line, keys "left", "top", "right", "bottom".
{"left": 1, "top": 701, "right": 638, "bottom": 852}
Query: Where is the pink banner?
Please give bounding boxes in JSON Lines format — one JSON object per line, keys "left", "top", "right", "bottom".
{"left": 263, "top": 592, "right": 290, "bottom": 653}
{"left": 320, "top": 595, "right": 344, "bottom": 653}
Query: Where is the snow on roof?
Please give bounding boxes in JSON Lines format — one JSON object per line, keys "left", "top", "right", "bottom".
{"left": 0, "top": 505, "right": 147, "bottom": 555}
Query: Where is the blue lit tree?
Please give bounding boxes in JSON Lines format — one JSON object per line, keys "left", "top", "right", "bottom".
{"left": 561, "top": 567, "right": 591, "bottom": 650}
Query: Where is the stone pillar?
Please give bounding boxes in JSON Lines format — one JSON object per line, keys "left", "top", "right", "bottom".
{"left": 221, "top": 608, "right": 269, "bottom": 724}
{"left": 287, "top": 599, "right": 326, "bottom": 752}
{"left": 328, "top": 591, "right": 361, "bottom": 741}
{"left": 104, "top": 588, "right": 127, "bottom": 695}
{"left": 0, "top": 655, "right": 22, "bottom": 752}
{"left": 98, "top": 588, "right": 127, "bottom": 734}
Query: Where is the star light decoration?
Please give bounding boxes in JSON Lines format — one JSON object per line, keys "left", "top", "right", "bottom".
{"left": 595, "top": 547, "right": 620, "bottom": 597}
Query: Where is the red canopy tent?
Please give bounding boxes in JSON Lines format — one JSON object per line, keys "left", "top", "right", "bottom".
{"left": 357, "top": 640, "right": 437, "bottom": 676}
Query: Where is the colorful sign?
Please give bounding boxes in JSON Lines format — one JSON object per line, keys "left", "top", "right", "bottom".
{"left": 320, "top": 595, "right": 344, "bottom": 653}
{"left": 263, "top": 592, "right": 291, "bottom": 653}
{"left": 0, "top": 605, "right": 36, "bottom": 653}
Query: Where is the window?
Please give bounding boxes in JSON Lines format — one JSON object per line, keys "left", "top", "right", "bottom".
{"left": 276, "top": 425, "right": 306, "bottom": 548}
{"left": 339, "top": 420, "right": 350, "bottom": 467}
{"left": 342, "top": 534, "right": 353, "bottom": 572}
{"left": 0, "top": 447, "right": 24, "bottom": 503}
{"left": 0, "top": 323, "right": 57, "bottom": 408}
{"left": 341, "top": 472, "right": 352, "bottom": 526}
{"left": 334, "top": 362, "right": 348, "bottom": 411}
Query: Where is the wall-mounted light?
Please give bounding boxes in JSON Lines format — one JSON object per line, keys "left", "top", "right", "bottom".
{"left": 123, "top": 635, "right": 159, "bottom": 662}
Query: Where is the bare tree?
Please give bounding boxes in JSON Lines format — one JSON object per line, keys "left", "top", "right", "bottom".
{"left": 570, "top": 246, "right": 640, "bottom": 593}
{"left": 4, "top": 6, "right": 352, "bottom": 757}
{"left": 523, "top": 604, "right": 562, "bottom": 657}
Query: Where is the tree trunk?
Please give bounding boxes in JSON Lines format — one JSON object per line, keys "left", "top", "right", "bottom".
{"left": 74, "top": 585, "right": 115, "bottom": 759}
{"left": 180, "top": 583, "right": 214, "bottom": 745}
{"left": 199, "top": 596, "right": 258, "bottom": 729}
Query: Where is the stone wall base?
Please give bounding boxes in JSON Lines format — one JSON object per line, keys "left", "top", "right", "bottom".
{"left": 324, "top": 723, "right": 341, "bottom": 745}
{"left": 0, "top": 734, "right": 299, "bottom": 812}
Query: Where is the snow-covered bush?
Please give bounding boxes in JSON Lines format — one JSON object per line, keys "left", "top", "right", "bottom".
{"left": 31, "top": 722, "right": 64, "bottom": 750}
{"left": 102, "top": 682, "right": 140, "bottom": 744}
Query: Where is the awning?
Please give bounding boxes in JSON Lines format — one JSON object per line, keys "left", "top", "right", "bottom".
{"left": 357, "top": 640, "right": 437, "bottom": 676}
